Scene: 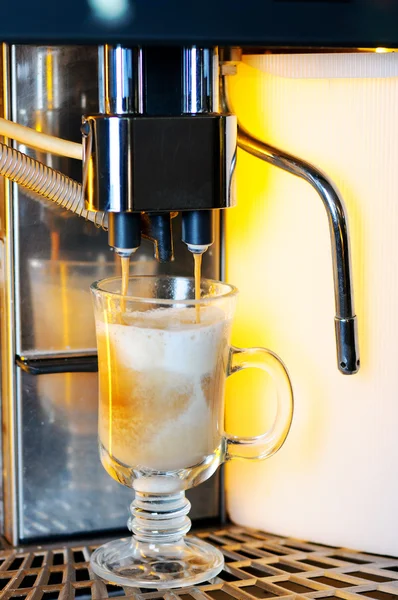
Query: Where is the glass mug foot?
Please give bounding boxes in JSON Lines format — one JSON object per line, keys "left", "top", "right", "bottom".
{"left": 90, "top": 536, "right": 223, "bottom": 588}
{"left": 90, "top": 488, "right": 223, "bottom": 588}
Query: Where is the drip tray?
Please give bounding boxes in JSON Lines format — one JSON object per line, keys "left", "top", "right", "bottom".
{"left": 1, "top": 526, "right": 398, "bottom": 599}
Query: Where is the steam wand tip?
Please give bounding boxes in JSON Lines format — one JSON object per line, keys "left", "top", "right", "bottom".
{"left": 335, "top": 316, "right": 360, "bottom": 375}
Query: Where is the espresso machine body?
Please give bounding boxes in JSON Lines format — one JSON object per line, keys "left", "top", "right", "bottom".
{"left": 0, "top": 0, "right": 396, "bottom": 549}
{"left": 0, "top": 45, "right": 223, "bottom": 544}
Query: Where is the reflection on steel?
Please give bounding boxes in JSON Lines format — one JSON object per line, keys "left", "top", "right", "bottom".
{"left": 98, "top": 45, "right": 144, "bottom": 115}
{"left": 183, "top": 47, "right": 219, "bottom": 113}
{"left": 98, "top": 45, "right": 136, "bottom": 115}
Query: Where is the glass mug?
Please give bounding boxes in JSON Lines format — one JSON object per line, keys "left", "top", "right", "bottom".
{"left": 90, "top": 275, "right": 294, "bottom": 589}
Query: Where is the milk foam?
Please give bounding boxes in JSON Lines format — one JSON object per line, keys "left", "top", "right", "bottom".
{"left": 99, "top": 306, "right": 226, "bottom": 375}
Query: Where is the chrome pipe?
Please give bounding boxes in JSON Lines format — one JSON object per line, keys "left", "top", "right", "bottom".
{"left": 182, "top": 47, "right": 219, "bottom": 113}
{"left": 98, "top": 45, "right": 143, "bottom": 115}
{"left": 222, "top": 82, "right": 359, "bottom": 375}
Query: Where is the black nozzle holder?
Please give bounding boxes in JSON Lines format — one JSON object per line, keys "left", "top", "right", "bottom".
{"left": 108, "top": 212, "right": 141, "bottom": 256}
{"left": 182, "top": 210, "right": 214, "bottom": 252}
{"left": 141, "top": 213, "right": 174, "bottom": 262}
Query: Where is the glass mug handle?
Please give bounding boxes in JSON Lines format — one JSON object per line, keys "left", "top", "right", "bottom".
{"left": 225, "top": 346, "right": 294, "bottom": 460}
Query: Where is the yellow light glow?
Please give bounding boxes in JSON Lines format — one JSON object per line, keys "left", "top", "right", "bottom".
{"left": 224, "top": 62, "right": 366, "bottom": 465}
{"left": 46, "top": 50, "right": 53, "bottom": 110}
{"left": 357, "top": 47, "right": 395, "bottom": 53}
{"left": 35, "top": 113, "right": 43, "bottom": 133}
{"left": 86, "top": 155, "right": 94, "bottom": 209}
{"left": 224, "top": 61, "right": 343, "bottom": 508}
{"left": 224, "top": 66, "right": 296, "bottom": 444}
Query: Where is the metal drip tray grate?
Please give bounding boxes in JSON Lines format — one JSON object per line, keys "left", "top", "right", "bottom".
{"left": 1, "top": 526, "right": 398, "bottom": 599}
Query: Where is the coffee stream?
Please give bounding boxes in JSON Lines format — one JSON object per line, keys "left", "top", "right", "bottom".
{"left": 194, "top": 253, "right": 202, "bottom": 323}
{"left": 121, "top": 256, "right": 130, "bottom": 298}
{"left": 121, "top": 256, "right": 130, "bottom": 314}
{"left": 119, "top": 253, "right": 202, "bottom": 323}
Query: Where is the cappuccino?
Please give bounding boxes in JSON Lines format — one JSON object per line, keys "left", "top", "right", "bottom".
{"left": 97, "top": 305, "right": 231, "bottom": 472}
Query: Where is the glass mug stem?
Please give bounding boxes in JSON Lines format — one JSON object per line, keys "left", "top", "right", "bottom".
{"left": 226, "top": 346, "right": 294, "bottom": 460}
{"left": 128, "top": 490, "right": 191, "bottom": 544}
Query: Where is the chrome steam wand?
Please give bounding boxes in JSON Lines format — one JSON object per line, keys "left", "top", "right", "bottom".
{"left": 222, "top": 68, "right": 359, "bottom": 375}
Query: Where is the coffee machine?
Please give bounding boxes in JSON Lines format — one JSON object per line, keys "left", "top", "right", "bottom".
{"left": 0, "top": 45, "right": 229, "bottom": 545}
{"left": 0, "top": 0, "right": 396, "bottom": 557}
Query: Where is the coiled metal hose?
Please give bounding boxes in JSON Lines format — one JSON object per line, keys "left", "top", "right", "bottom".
{"left": 0, "top": 142, "right": 107, "bottom": 229}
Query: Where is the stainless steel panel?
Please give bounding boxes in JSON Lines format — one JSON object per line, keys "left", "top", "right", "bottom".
{"left": 19, "top": 369, "right": 130, "bottom": 539}
{"left": 0, "top": 45, "right": 221, "bottom": 543}
{"left": 13, "top": 45, "right": 108, "bottom": 356}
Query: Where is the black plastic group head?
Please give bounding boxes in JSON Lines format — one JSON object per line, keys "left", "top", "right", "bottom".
{"left": 141, "top": 213, "right": 175, "bottom": 262}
